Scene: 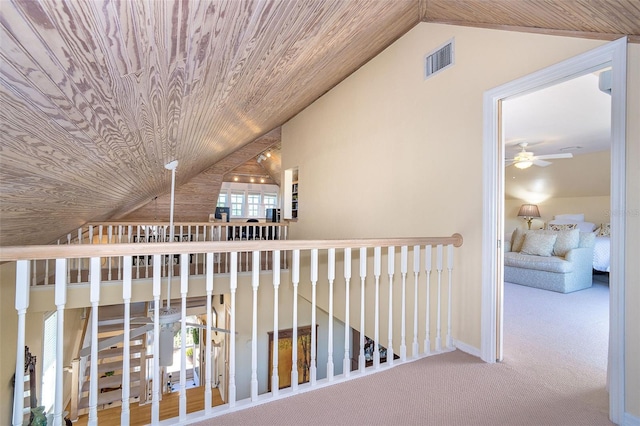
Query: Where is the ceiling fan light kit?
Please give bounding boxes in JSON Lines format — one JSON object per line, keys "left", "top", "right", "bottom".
{"left": 507, "top": 142, "right": 573, "bottom": 169}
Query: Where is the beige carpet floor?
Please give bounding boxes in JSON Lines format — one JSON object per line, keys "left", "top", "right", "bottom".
{"left": 193, "top": 279, "right": 611, "bottom": 426}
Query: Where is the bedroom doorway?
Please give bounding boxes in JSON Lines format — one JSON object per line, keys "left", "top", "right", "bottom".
{"left": 481, "top": 37, "right": 627, "bottom": 423}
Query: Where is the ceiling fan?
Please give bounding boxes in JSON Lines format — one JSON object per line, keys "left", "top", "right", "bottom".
{"left": 79, "top": 160, "right": 230, "bottom": 366}
{"left": 505, "top": 142, "right": 573, "bottom": 169}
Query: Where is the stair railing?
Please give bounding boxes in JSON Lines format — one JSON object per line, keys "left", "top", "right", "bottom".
{"left": 4, "top": 234, "right": 462, "bottom": 426}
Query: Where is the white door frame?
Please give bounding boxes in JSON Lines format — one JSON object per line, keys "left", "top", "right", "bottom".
{"left": 481, "top": 37, "right": 627, "bottom": 423}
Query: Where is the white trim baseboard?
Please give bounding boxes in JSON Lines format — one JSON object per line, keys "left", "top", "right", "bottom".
{"left": 453, "top": 339, "right": 481, "bottom": 358}
{"left": 624, "top": 412, "right": 640, "bottom": 426}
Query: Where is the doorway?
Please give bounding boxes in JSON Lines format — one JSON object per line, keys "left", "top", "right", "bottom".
{"left": 481, "top": 38, "right": 627, "bottom": 423}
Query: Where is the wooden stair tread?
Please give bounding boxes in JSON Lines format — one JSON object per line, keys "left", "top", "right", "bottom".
{"left": 85, "top": 344, "right": 145, "bottom": 359}
{"left": 85, "top": 360, "right": 141, "bottom": 375}
{"left": 78, "top": 386, "right": 141, "bottom": 409}
{"left": 81, "top": 373, "right": 140, "bottom": 392}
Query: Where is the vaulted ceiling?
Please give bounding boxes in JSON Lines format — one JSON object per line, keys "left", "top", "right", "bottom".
{"left": 1, "top": 0, "right": 639, "bottom": 247}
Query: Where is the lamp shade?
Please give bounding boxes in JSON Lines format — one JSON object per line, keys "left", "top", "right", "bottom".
{"left": 517, "top": 204, "right": 540, "bottom": 218}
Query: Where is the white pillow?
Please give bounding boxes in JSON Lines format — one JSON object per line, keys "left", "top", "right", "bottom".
{"left": 521, "top": 232, "right": 557, "bottom": 257}
{"left": 548, "top": 219, "right": 595, "bottom": 233}
{"left": 554, "top": 213, "right": 585, "bottom": 222}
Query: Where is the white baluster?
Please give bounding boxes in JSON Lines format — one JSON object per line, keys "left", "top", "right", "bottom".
{"left": 117, "top": 226, "right": 123, "bottom": 280}
{"left": 229, "top": 251, "right": 236, "bottom": 408}
{"left": 107, "top": 226, "right": 113, "bottom": 280}
{"left": 447, "top": 244, "right": 454, "bottom": 348}
{"left": 152, "top": 255, "right": 161, "bottom": 424}
{"left": 272, "top": 250, "right": 281, "bottom": 394}
{"left": 88, "top": 257, "right": 101, "bottom": 425}
{"left": 373, "top": 247, "right": 381, "bottom": 369}
{"left": 310, "top": 249, "right": 318, "bottom": 385}
{"left": 54, "top": 259, "right": 67, "bottom": 426}
{"left": 327, "top": 248, "right": 335, "bottom": 380}
{"left": 121, "top": 256, "right": 132, "bottom": 425}
{"left": 413, "top": 245, "right": 420, "bottom": 358}
{"left": 400, "top": 246, "right": 408, "bottom": 361}
{"left": 179, "top": 253, "right": 189, "bottom": 420}
{"left": 343, "top": 248, "right": 351, "bottom": 377}
{"left": 387, "top": 246, "right": 395, "bottom": 366}
{"left": 12, "top": 260, "right": 29, "bottom": 426}
{"left": 436, "top": 244, "right": 443, "bottom": 352}
{"left": 205, "top": 252, "right": 214, "bottom": 413}
{"left": 359, "top": 247, "right": 366, "bottom": 372}
{"left": 77, "top": 228, "right": 82, "bottom": 283}
{"left": 424, "top": 245, "right": 432, "bottom": 354}
{"left": 291, "top": 250, "right": 300, "bottom": 391}
{"left": 251, "top": 251, "right": 260, "bottom": 401}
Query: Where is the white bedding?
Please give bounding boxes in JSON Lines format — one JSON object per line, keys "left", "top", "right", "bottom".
{"left": 593, "top": 235, "right": 610, "bottom": 272}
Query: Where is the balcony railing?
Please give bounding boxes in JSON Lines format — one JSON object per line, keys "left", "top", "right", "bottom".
{"left": 2, "top": 233, "right": 462, "bottom": 426}
{"left": 31, "top": 222, "right": 289, "bottom": 286}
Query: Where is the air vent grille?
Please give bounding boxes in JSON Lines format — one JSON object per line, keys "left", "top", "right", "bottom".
{"left": 425, "top": 39, "right": 454, "bottom": 79}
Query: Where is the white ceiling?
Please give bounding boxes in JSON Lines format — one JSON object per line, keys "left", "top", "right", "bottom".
{"left": 503, "top": 70, "right": 612, "bottom": 159}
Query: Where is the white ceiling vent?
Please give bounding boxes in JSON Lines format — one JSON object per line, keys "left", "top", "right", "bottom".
{"left": 424, "top": 39, "right": 454, "bottom": 79}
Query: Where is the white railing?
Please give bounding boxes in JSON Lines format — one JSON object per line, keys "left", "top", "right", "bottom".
{"left": 3, "top": 234, "right": 462, "bottom": 426}
{"left": 30, "top": 222, "right": 289, "bottom": 286}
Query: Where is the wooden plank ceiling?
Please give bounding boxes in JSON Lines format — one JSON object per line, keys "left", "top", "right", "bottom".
{"left": 1, "top": 0, "right": 639, "bottom": 247}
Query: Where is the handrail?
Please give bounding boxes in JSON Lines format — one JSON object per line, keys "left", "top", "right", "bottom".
{"left": 0, "top": 234, "right": 463, "bottom": 261}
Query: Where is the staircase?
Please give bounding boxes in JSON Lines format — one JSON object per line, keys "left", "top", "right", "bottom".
{"left": 76, "top": 303, "right": 149, "bottom": 414}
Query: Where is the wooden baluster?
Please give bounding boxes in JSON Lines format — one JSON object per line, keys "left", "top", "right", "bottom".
{"left": 343, "top": 248, "right": 351, "bottom": 377}
{"left": 447, "top": 244, "right": 454, "bottom": 348}
{"left": 12, "top": 260, "right": 29, "bottom": 426}
{"left": 327, "top": 248, "right": 335, "bottom": 380}
{"left": 121, "top": 256, "right": 132, "bottom": 425}
{"left": 387, "top": 246, "right": 395, "bottom": 366}
{"left": 373, "top": 247, "right": 381, "bottom": 369}
{"left": 291, "top": 250, "right": 300, "bottom": 391}
{"left": 413, "top": 245, "right": 420, "bottom": 358}
{"left": 88, "top": 257, "right": 101, "bottom": 425}
{"left": 151, "top": 254, "right": 161, "bottom": 424}
{"left": 179, "top": 254, "right": 189, "bottom": 421}
{"left": 54, "top": 259, "right": 67, "bottom": 425}
{"left": 424, "top": 245, "right": 432, "bottom": 355}
{"left": 436, "top": 244, "right": 443, "bottom": 352}
{"left": 229, "top": 252, "right": 238, "bottom": 407}
{"left": 205, "top": 252, "right": 214, "bottom": 413}
{"left": 310, "top": 249, "right": 318, "bottom": 385}
{"left": 358, "top": 247, "right": 366, "bottom": 372}
{"left": 400, "top": 246, "right": 408, "bottom": 361}
{"left": 272, "top": 250, "right": 281, "bottom": 394}
{"left": 251, "top": 250, "right": 260, "bottom": 400}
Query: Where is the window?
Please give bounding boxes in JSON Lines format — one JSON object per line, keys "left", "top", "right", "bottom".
{"left": 230, "top": 193, "right": 244, "bottom": 217}
{"left": 264, "top": 193, "right": 277, "bottom": 211}
{"left": 41, "top": 312, "right": 57, "bottom": 413}
{"left": 217, "top": 193, "right": 227, "bottom": 207}
{"left": 247, "top": 193, "right": 261, "bottom": 217}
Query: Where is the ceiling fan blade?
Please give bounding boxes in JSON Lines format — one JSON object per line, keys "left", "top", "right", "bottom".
{"left": 534, "top": 153, "right": 573, "bottom": 160}
{"left": 185, "top": 322, "right": 232, "bottom": 334}
{"left": 79, "top": 324, "right": 154, "bottom": 357}
{"left": 533, "top": 159, "right": 552, "bottom": 167}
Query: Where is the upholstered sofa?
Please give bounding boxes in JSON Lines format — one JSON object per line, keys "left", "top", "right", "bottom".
{"left": 504, "top": 227, "right": 595, "bottom": 293}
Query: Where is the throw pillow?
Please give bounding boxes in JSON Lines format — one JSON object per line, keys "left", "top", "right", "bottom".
{"left": 551, "top": 228, "right": 580, "bottom": 256}
{"left": 546, "top": 223, "right": 577, "bottom": 231}
{"left": 596, "top": 223, "right": 611, "bottom": 237}
{"left": 511, "top": 227, "right": 526, "bottom": 252}
{"left": 521, "top": 232, "right": 557, "bottom": 257}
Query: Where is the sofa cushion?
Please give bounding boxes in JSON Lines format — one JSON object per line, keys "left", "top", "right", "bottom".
{"left": 511, "top": 227, "right": 526, "bottom": 252}
{"left": 504, "top": 252, "right": 575, "bottom": 273}
{"left": 521, "top": 232, "right": 557, "bottom": 256}
{"left": 549, "top": 229, "right": 580, "bottom": 256}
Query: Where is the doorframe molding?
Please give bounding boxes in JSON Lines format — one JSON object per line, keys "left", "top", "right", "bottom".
{"left": 481, "top": 37, "right": 627, "bottom": 424}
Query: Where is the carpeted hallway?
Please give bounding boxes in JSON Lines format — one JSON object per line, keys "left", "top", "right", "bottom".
{"left": 195, "top": 278, "right": 611, "bottom": 426}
